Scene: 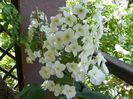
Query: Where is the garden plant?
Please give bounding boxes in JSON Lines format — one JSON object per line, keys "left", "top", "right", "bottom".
{"left": 0, "top": 0, "right": 133, "bottom": 99}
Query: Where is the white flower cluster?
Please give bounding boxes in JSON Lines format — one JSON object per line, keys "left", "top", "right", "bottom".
{"left": 26, "top": 0, "right": 109, "bottom": 98}
{"left": 115, "top": 44, "right": 130, "bottom": 55}
{"left": 41, "top": 80, "right": 76, "bottom": 98}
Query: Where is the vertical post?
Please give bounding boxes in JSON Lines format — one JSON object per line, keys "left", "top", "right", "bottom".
{"left": 14, "top": 0, "right": 65, "bottom": 98}
{"left": 18, "top": 0, "right": 65, "bottom": 84}
{"left": 12, "top": 0, "right": 24, "bottom": 91}
{"left": 15, "top": 45, "right": 24, "bottom": 91}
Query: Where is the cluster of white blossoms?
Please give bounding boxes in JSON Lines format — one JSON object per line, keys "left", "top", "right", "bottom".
{"left": 41, "top": 80, "right": 76, "bottom": 98}
{"left": 115, "top": 44, "right": 130, "bottom": 55}
{"left": 26, "top": 0, "right": 109, "bottom": 98}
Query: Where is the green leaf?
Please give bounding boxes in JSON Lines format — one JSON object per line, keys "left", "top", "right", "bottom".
{"left": 2, "top": 4, "right": 12, "bottom": 15}
{"left": 59, "top": 96, "right": 66, "bottom": 99}
{"left": 74, "top": 81, "right": 82, "bottom": 91}
{"left": 94, "top": 92, "right": 110, "bottom": 99}
{"left": 79, "top": 88, "right": 111, "bottom": 99}
{"left": 57, "top": 70, "right": 74, "bottom": 85}
{"left": 16, "top": 84, "right": 33, "bottom": 97}
{"left": 17, "top": 84, "right": 45, "bottom": 99}
{"left": 25, "top": 85, "right": 44, "bottom": 99}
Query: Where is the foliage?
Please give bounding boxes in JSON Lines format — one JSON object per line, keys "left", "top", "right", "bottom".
{"left": 16, "top": 84, "right": 45, "bottom": 99}
{"left": 0, "top": 0, "right": 21, "bottom": 89}
{"left": 17, "top": 83, "right": 110, "bottom": 99}
{"left": 99, "top": 1, "right": 133, "bottom": 99}
{"left": 100, "top": 3, "right": 133, "bottom": 65}
{"left": 0, "top": 1, "right": 22, "bottom": 46}
{"left": 68, "top": 0, "right": 133, "bottom": 98}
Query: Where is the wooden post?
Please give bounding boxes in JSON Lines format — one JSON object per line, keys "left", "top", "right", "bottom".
{"left": 16, "top": 0, "right": 65, "bottom": 98}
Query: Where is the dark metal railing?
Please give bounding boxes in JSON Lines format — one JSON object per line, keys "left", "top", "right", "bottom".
{"left": 103, "top": 52, "right": 133, "bottom": 85}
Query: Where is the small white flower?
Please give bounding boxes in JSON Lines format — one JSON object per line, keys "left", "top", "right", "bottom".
{"left": 31, "top": 19, "right": 39, "bottom": 28}
{"left": 80, "top": 37, "right": 95, "bottom": 57}
{"left": 88, "top": 66, "right": 105, "bottom": 85}
{"left": 113, "top": 10, "right": 127, "bottom": 19}
{"left": 33, "top": 50, "right": 41, "bottom": 58}
{"left": 25, "top": 49, "right": 36, "bottom": 61}
{"left": 63, "top": 28, "right": 74, "bottom": 44}
{"left": 41, "top": 80, "right": 49, "bottom": 90}
{"left": 115, "top": 44, "right": 123, "bottom": 52}
{"left": 47, "top": 81, "right": 55, "bottom": 92}
{"left": 118, "top": 35, "right": 127, "bottom": 43}
{"left": 43, "top": 37, "right": 55, "bottom": 49}
{"left": 43, "top": 40, "right": 49, "bottom": 49}
{"left": 63, "top": 15, "right": 77, "bottom": 26}
{"left": 39, "top": 14, "right": 44, "bottom": 20}
{"left": 65, "top": 42, "right": 82, "bottom": 56}
{"left": 62, "top": 85, "right": 76, "bottom": 99}
{"left": 73, "top": 23, "right": 89, "bottom": 37}
{"left": 50, "top": 23, "right": 58, "bottom": 32}
{"left": 26, "top": 57, "right": 33, "bottom": 64}
{"left": 54, "top": 84, "right": 63, "bottom": 96}
{"left": 40, "top": 25, "right": 45, "bottom": 32}
{"left": 40, "top": 25, "right": 50, "bottom": 33}
{"left": 39, "top": 66, "right": 51, "bottom": 79}
{"left": 66, "top": 62, "right": 78, "bottom": 73}
{"left": 78, "top": 60, "right": 91, "bottom": 73}
{"left": 39, "top": 57, "right": 45, "bottom": 64}
{"left": 50, "top": 14, "right": 63, "bottom": 26}
{"left": 39, "top": 12, "right": 45, "bottom": 20}
{"left": 73, "top": 4, "right": 88, "bottom": 20}
{"left": 41, "top": 80, "right": 55, "bottom": 92}
{"left": 122, "top": 49, "right": 130, "bottom": 55}
{"left": 44, "top": 49, "right": 55, "bottom": 62}
{"left": 115, "top": 44, "right": 130, "bottom": 55}
{"left": 72, "top": 71, "right": 86, "bottom": 82}
{"left": 61, "top": 24, "right": 67, "bottom": 30}
{"left": 83, "top": 0, "right": 90, "bottom": 3}
{"left": 55, "top": 31, "right": 64, "bottom": 46}
{"left": 59, "top": 6, "right": 72, "bottom": 16}
{"left": 102, "top": 0, "right": 113, "bottom": 4}
{"left": 53, "top": 61, "right": 66, "bottom": 78}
